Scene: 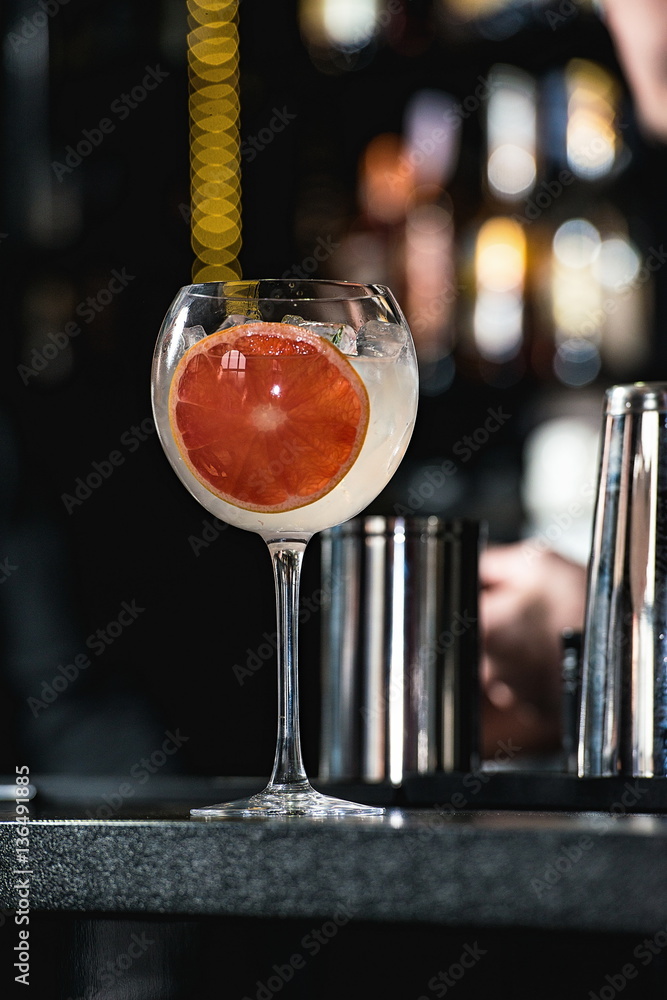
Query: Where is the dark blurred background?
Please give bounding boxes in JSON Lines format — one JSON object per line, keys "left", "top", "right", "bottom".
{"left": 1, "top": 0, "right": 666, "bottom": 779}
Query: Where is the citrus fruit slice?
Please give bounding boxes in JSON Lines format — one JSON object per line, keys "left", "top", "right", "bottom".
{"left": 168, "top": 322, "right": 370, "bottom": 513}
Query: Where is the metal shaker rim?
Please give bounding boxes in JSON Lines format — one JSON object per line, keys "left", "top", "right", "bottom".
{"left": 336, "top": 515, "right": 475, "bottom": 539}
{"left": 606, "top": 382, "right": 667, "bottom": 415}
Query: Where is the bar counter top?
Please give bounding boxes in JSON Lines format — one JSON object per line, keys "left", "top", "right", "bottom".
{"left": 1, "top": 775, "right": 667, "bottom": 934}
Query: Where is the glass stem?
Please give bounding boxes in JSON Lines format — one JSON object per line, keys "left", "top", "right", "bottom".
{"left": 266, "top": 541, "right": 311, "bottom": 791}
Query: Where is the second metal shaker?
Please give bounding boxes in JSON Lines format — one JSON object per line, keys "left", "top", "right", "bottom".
{"left": 578, "top": 382, "right": 667, "bottom": 778}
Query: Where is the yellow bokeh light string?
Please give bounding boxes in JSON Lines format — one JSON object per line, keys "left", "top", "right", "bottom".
{"left": 187, "top": 1, "right": 242, "bottom": 282}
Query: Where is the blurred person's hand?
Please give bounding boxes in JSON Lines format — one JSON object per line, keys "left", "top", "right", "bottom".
{"left": 603, "top": 0, "right": 667, "bottom": 142}
{"left": 479, "top": 542, "right": 587, "bottom": 760}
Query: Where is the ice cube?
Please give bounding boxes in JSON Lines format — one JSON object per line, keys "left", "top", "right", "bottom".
{"left": 281, "top": 318, "right": 357, "bottom": 354}
{"left": 182, "top": 324, "right": 206, "bottom": 349}
{"left": 216, "top": 313, "right": 260, "bottom": 331}
{"left": 356, "top": 320, "right": 405, "bottom": 358}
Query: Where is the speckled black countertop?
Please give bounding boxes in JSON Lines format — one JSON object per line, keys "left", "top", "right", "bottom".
{"left": 1, "top": 775, "right": 667, "bottom": 934}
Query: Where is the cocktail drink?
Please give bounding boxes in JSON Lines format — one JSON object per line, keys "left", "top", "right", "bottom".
{"left": 152, "top": 279, "right": 419, "bottom": 817}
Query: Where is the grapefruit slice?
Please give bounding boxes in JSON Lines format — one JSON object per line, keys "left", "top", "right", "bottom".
{"left": 168, "top": 322, "right": 370, "bottom": 513}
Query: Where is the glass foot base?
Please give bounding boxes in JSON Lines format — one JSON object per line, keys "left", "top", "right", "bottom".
{"left": 190, "top": 783, "right": 384, "bottom": 819}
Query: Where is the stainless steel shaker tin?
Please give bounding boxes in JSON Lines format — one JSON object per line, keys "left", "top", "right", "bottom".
{"left": 319, "top": 516, "right": 481, "bottom": 786}
{"left": 578, "top": 382, "right": 667, "bottom": 778}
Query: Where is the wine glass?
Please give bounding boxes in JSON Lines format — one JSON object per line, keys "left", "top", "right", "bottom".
{"left": 151, "top": 279, "right": 419, "bottom": 817}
